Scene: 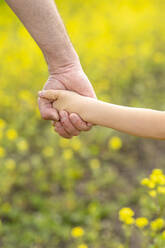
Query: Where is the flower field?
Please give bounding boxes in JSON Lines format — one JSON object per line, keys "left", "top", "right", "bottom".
{"left": 0, "top": 0, "right": 165, "bottom": 247}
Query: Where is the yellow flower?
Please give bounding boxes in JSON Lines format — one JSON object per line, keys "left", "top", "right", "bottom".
{"left": 0, "top": 147, "right": 6, "bottom": 158}
{"left": 119, "top": 208, "right": 135, "bottom": 225}
{"left": 70, "top": 138, "right": 81, "bottom": 151}
{"left": 148, "top": 181, "right": 155, "bottom": 189}
{"left": 17, "top": 139, "right": 28, "bottom": 151}
{"left": 149, "top": 190, "right": 157, "bottom": 198}
{"left": 6, "top": 129, "right": 18, "bottom": 140}
{"left": 141, "top": 178, "right": 150, "bottom": 186}
{"left": 157, "top": 186, "right": 165, "bottom": 194}
{"left": 59, "top": 138, "right": 70, "bottom": 148}
{"left": 0, "top": 119, "right": 6, "bottom": 129}
{"left": 135, "top": 217, "right": 148, "bottom": 228}
{"left": 141, "top": 178, "right": 155, "bottom": 188}
{"left": 158, "top": 175, "right": 165, "bottom": 185}
{"left": 124, "top": 217, "right": 135, "bottom": 225}
{"left": 78, "top": 244, "right": 88, "bottom": 248}
{"left": 141, "top": 170, "right": 165, "bottom": 188}
{"left": 118, "top": 245, "right": 124, "bottom": 248}
{"left": 108, "top": 136, "right": 122, "bottom": 150}
{"left": 150, "top": 171, "right": 165, "bottom": 185}
{"left": 152, "top": 169, "right": 163, "bottom": 175}
{"left": 71, "top": 226, "right": 84, "bottom": 238}
{"left": 89, "top": 159, "right": 100, "bottom": 169}
{"left": 5, "top": 159, "right": 16, "bottom": 170}
{"left": 150, "top": 218, "right": 164, "bottom": 232}
{"left": 63, "top": 149, "right": 73, "bottom": 160}
{"left": 19, "top": 90, "right": 34, "bottom": 105}
{"left": 42, "top": 146, "right": 54, "bottom": 157}
{"left": 124, "top": 45, "right": 135, "bottom": 56}
{"left": 150, "top": 174, "right": 159, "bottom": 184}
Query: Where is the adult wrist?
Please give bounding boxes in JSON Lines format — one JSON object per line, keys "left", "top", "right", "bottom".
{"left": 43, "top": 46, "right": 81, "bottom": 75}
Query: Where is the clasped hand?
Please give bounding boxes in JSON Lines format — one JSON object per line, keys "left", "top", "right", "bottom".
{"left": 38, "top": 65, "right": 96, "bottom": 138}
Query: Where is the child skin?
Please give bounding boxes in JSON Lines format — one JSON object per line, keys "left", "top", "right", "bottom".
{"left": 38, "top": 90, "right": 165, "bottom": 140}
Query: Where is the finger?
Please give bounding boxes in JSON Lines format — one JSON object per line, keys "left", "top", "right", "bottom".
{"left": 54, "top": 121, "right": 72, "bottom": 139}
{"left": 69, "top": 113, "right": 92, "bottom": 131}
{"left": 87, "top": 122, "right": 93, "bottom": 127}
{"left": 59, "top": 111, "right": 80, "bottom": 136}
{"left": 38, "top": 96, "right": 59, "bottom": 121}
{"left": 38, "top": 90, "right": 60, "bottom": 101}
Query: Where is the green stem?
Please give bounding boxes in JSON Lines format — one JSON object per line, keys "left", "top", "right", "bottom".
{"left": 157, "top": 194, "right": 165, "bottom": 217}
{"left": 123, "top": 224, "right": 132, "bottom": 248}
{"left": 142, "top": 229, "right": 150, "bottom": 248}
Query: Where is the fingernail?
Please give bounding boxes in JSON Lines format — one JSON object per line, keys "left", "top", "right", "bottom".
{"left": 87, "top": 122, "right": 92, "bottom": 127}
{"left": 61, "top": 116, "right": 66, "bottom": 122}
{"left": 70, "top": 114, "right": 77, "bottom": 123}
{"left": 60, "top": 110, "right": 66, "bottom": 115}
{"left": 60, "top": 110, "right": 66, "bottom": 118}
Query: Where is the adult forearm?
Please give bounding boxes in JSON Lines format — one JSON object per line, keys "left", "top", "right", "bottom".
{"left": 5, "top": 0, "right": 80, "bottom": 73}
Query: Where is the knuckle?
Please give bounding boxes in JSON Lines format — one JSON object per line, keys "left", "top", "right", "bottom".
{"left": 73, "top": 129, "right": 80, "bottom": 136}
{"left": 83, "top": 124, "right": 92, "bottom": 131}
{"left": 42, "top": 112, "right": 49, "bottom": 120}
{"left": 60, "top": 132, "right": 70, "bottom": 139}
{"left": 66, "top": 127, "right": 80, "bottom": 136}
{"left": 84, "top": 127, "right": 91, "bottom": 131}
{"left": 73, "top": 133, "right": 79, "bottom": 137}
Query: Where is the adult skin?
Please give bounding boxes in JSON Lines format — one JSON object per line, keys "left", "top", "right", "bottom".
{"left": 5, "top": 0, "right": 96, "bottom": 138}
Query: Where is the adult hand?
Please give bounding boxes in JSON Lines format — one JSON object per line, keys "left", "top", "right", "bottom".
{"left": 5, "top": 0, "right": 96, "bottom": 138}
{"left": 38, "top": 63, "right": 96, "bottom": 138}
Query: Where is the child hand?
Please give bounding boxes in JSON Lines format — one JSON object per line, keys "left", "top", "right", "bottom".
{"left": 38, "top": 89, "right": 84, "bottom": 114}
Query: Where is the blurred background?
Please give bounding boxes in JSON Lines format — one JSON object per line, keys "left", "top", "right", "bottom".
{"left": 0, "top": 0, "right": 165, "bottom": 247}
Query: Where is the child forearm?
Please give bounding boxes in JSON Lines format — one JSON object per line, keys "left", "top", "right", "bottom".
{"left": 79, "top": 99, "right": 165, "bottom": 140}
{"left": 39, "top": 89, "right": 165, "bottom": 140}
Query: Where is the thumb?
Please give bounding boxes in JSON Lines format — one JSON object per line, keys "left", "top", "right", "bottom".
{"left": 38, "top": 90, "right": 60, "bottom": 101}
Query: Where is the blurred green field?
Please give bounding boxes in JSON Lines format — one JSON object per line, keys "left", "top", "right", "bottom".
{"left": 0, "top": 0, "right": 165, "bottom": 247}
